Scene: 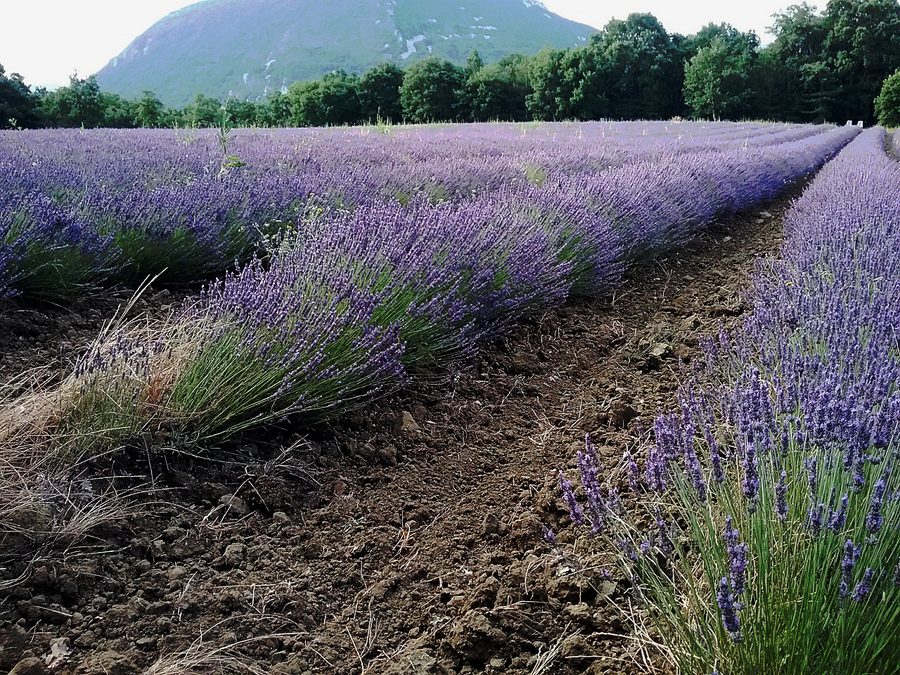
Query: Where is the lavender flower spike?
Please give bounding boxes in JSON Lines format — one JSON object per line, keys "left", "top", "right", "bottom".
{"left": 839, "top": 539, "right": 861, "bottom": 601}
{"left": 579, "top": 434, "right": 606, "bottom": 533}
{"left": 723, "top": 516, "right": 749, "bottom": 598}
{"left": 559, "top": 472, "right": 584, "bottom": 526}
{"left": 804, "top": 456, "right": 819, "bottom": 495}
{"left": 806, "top": 501, "right": 825, "bottom": 538}
{"left": 716, "top": 577, "right": 743, "bottom": 643}
{"left": 827, "top": 493, "right": 849, "bottom": 533}
{"left": 741, "top": 440, "right": 760, "bottom": 513}
{"left": 851, "top": 568, "right": 875, "bottom": 603}
{"left": 542, "top": 526, "right": 558, "bottom": 548}
{"left": 624, "top": 449, "right": 642, "bottom": 493}
{"left": 683, "top": 438, "right": 708, "bottom": 502}
{"left": 774, "top": 469, "right": 788, "bottom": 522}
{"left": 865, "top": 468, "right": 889, "bottom": 535}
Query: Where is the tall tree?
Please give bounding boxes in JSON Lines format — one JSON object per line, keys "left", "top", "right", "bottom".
{"left": 134, "top": 90, "right": 165, "bottom": 127}
{"left": 99, "top": 92, "right": 136, "bottom": 128}
{"left": 223, "top": 98, "right": 258, "bottom": 127}
{"left": 683, "top": 27, "right": 759, "bottom": 120}
{"left": 40, "top": 73, "right": 105, "bottom": 128}
{"left": 526, "top": 48, "right": 571, "bottom": 121}
{"left": 464, "top": 49, "right": 485, "bottom": 78}
{"left": 255, "top": 91, "right": 292, "bottom": 127}
{"left": 288, "top": 70, "right": 361, "bottom": 127}
{"left": 359, "top": 62, "right": 404, "bottom": 123}
{"left": 527, "top": 46, "right": 609, "bottom": 121}
{"left": 758, "top": 3, "right": 827, "bottom": 121}
{"left": 399, "top": 57, "right": 465, "bottom": 123}
{"left": 593, "top": 13, "right": 682, "bottom": 119}
{"left": 821, "top": 0, "right": 900, "bottom": 123}
{"left": 0, "top": 64, "right": 41, "bottom": 129}
{"left": 875, "top": 67, "right": 900, "bottom": 125}
{"left": 181, "top": 93, "right": 222, "bottom": 127}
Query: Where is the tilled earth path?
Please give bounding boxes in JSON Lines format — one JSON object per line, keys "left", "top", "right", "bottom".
{"left": 0, "top": 185, "right": 795, "bottom": 675}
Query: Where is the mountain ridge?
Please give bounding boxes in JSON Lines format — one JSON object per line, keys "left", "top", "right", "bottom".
{"left": 95, "top": 0, "right": 597, "bottom": 107}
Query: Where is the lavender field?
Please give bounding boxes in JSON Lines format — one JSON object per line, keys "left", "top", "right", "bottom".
{"left": 0, "top": 122, "right": 858, "bottom": 446}
{"left": 0, "top": 121, "right": 851, "bottom": 299}
{"left": 5, "top": 120, "right": 899, "bottom": 675}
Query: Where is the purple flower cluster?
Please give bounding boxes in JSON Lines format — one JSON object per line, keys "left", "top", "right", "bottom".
{"left": 774, "top": 470, "right": 788, "bottom": 521}
{"left": 840, "top": 539, "right": 862, "bottom": 601}
{"left": 559, "top": 473, "right": 585, "bottom": 527}
{"left": 865, "top": 468, "right": 889, "bottom": 537}
{"left": 0, "top": 189, "right": 117, "bottom": 298}
{"left": 723, "top": 516, "right": 749, "bottom": 599}
{"left": 716, "top": 577, "right": 743, "bottom": 643}
{"left": 560, "top": 434, "right": 622, "bottom": 535}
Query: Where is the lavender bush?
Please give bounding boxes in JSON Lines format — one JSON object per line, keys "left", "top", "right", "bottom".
{"left": 560, "top": 128, "right": 900, "bottom": 673}
{"left": 0, "top": 190, "right": 117, "bottom": 298}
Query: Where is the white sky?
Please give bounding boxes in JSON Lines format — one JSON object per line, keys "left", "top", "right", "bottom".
{"left": 1, "top": 0, "right": 816, "bottom": 90}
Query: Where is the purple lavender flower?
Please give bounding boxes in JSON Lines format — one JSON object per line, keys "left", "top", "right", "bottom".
{"left": 742, "top": 441, "right": 760, "bottom": 512}
{"left": 839, "top": 539, "right": 861, "bottom": 601}
{"left": 559, "top": 473, "right": 584, "bottom": 526}
{"left": 806, "top": 501, "right": 825, "bottom": 537}
{"left": 774, "top": 469, "right": 788, "bottom": 522}
{"left": 723, "top": 516, "right": 749, "bottom": 598}
{"left": 708, "top": 435, "right": 726, "bottom": 484}
{"left": 655, "top": 509, "right": 674, "bottom": 556}
{"left": 779, "top": 422, "right": 792, "bottom": 458}
{"left": 616, "top": 537, "right": 639, "bottom": 561}
{"left": 605, "top": 487, "right": 622, "bottom": 515}
{"left": 852, "top": 454, "right": 867, "bottom": 493}
{"left": 683, "top": 439, "right": 708, "bottom": 502}
{"left": 805, "top": 456, "right": 819, "bottom": 495}
{"left": 624, "top": 449, "right": 642, "bottom": 493}
{"left": 851, "top": 568, "right": 875, "bottom": 603}
{"left": 542, "top": 526, "right": 558, "bottom": 547}
{"left": 579, "top": 434, "right": 606, "bottom": 533}
{"left": 644, "top": 444, "right": 670, "bottom": 493}
{"left": 716, "top": 577, "right": 743, "bottom": 643}
{"left": 826, "top": 493, "right": 849, "bottom": 533}
{"left": 865, "top": 468, "right": 889, "bottom": 535}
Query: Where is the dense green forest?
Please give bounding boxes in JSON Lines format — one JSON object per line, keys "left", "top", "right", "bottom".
{"left": 3, "top": 1, "right": 900, "bottom": 130}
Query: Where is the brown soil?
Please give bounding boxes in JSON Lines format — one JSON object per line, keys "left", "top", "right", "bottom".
{"left": 0, "top": 187, "right": 795, "bottom": 675}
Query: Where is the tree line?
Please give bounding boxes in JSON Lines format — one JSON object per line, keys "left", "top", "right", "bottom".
{"left": 3, "top": 1, "right": 900, "bottom": 131}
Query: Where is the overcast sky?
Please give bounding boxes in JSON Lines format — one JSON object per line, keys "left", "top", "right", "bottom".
{"left": 1, "top": 0, "right": 816, "bottom": 90}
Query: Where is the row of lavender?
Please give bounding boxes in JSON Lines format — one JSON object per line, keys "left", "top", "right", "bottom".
{"left": 561, "top": 127, "right": 900, "bottom": 673}
{"left": 0, "top": 122, "right": 839, "bottom": 299}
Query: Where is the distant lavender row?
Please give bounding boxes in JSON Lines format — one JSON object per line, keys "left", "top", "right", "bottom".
{"left": 0, "top": 121, "right": 840, "bottom": 298}
{"left": 572, "top": 127, "right": 900, "bottom": 672}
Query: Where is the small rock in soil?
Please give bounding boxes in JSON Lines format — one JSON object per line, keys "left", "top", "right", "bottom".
{"left": 395, "top": 410, "right": 421, "bottom": 433}
{"left": 8, "top": 655, "right": 47, "bottom": 675}
{"left": 73, "top": 650, "right": 137, "bottom": 675}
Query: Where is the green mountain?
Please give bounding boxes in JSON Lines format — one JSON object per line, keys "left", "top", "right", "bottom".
{"left": 95, "top": 0, "right": 597, "bottom": 108}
